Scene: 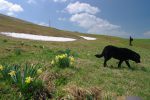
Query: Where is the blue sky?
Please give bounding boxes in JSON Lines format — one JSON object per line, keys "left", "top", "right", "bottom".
{"left": 0, "top": 0, "right": 150, "bottom": 38}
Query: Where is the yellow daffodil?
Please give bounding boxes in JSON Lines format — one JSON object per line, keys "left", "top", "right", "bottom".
{"left": 19, "top": 92, "right": 22, "bottom": 97}
{"left": 37, "top": 68, "right": 42, "bottom": 74}
{"left": 70, "top": 62, "right": 73, "bottom": 65}
{"left": 55, "top": 56, "right": 59, "bottom": 61}
{"left": 59, "top": 55, "right": 63, "bottom": 59}
{"left": 69, "top": 56, "right": 75, "bottom": 65}
{"left": 59, "top": 54, "right": 67, "bottom": 59}
{"left": 25, "top": 76, "right": 33, "bottom": 84}
{"left": 0, "top": 65, "right": 4, "bottom": 71}
{"left": 63, "top": 54, "right": 67, "bottom": 58}
{"left": 69, "top": 56, "right": 75, "bottom": 62}
{"left": 51, "top": 60, "right": 55, "bottom": 65}
{"left": 8, "top": 70, "right": 16, "bottom": 77}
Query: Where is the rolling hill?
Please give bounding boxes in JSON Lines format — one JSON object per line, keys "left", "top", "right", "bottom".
{"left": 0, "top": 14, "right": 83, "bottom": 38}
{"left": 0, "top": 14, "right": 150, "bottom": 100}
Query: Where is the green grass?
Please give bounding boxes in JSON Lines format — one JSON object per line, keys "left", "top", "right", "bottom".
{"left": 0, "top": 14, "right": 150, "bottom": 99}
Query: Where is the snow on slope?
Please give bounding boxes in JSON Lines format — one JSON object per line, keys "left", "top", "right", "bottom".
{"left": 0, "top": 32, "right": 76, "bottom": 42}
{"left": 0, "top": 32, "right": 97, "bottom": 42}
{"left": 80, "top": 36, "right": 96, "bottom": 40}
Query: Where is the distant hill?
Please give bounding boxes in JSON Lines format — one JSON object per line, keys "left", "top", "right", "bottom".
{"left": 0, "top": 14, "right": 85, "bottom": 39}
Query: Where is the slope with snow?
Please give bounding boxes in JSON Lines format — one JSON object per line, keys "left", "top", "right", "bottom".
{"left": 0, "top": 32, "right": 76, "bottom": 42}
{"left": 80, "top": 36, "right": 96, "bottom": 40}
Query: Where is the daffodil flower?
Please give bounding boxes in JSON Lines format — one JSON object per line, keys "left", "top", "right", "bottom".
{"left": 63, "top": 54, "right": 67, "bottom": 58}
{"left": 58, "top": 54, "right": 67, "bottom": 59}
{"left": 69, "top": 56, "right": 75, "bottom": 62}
{"left": 25, "top": 76, "right": 33, "bottom": 84}
{"left": 0, "top": 65, "right": 4, "bottom": 71}
{"left": 51, "top": 60, "right": 55, "bottom": 65}
{"left": 55, "top": 56, "right": 59, "bottom": 61}
{"left": 37, "top": 68, "right": 42, "bottom": 74}
{"left": 8, "top": 70, "right": 16, "bottom": 77}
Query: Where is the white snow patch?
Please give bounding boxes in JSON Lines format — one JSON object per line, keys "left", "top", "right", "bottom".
{"left": 80, "top": 36, "right": 96, "bottom": 40}
{"left": 0, "top": 32, "right": 76, "bottom": 42}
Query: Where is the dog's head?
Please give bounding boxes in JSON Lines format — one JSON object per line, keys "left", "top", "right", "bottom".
{"left": 132, "top": 53, "right": 141, "bottom": 63}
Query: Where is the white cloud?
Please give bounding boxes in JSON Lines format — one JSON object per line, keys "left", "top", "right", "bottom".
{"left": 58, "top": 17, "right": 66, "bottom": 21}
{"left": 0, "top": 0, "right": 23, "bottom": 15}
{"left": 66, "top": 1, "right": 99, "bottom": 14}
{"left": 144, "top": 31, "right": 150, "bottom": 36}
{"left": 65, "top": 1, "right": 129, "bottom": 37}
{"left": 27, "top": 0, "right": 37, "bottom": 4}
{"left": 53, "top": 0, "right": 67, "bottom": 3}
{"left": 37, "top": 22, "right": 49, "bottom": 27}
{"left": 70, "top": 13, "right": 121, "bottom": 35}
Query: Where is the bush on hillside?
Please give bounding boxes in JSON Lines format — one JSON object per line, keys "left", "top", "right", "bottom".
{"left": 0, "top": 63, "right": 52, "bottom": 99}
{"left": 51, "top": 53, "right": 75, "bottom": 68}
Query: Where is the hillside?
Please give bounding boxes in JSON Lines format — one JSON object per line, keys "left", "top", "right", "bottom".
{"left": 0, "top": 14, "right": 150, "bottom": 100}
{"left": 0, "top": 14, "right": 83, "bottom": 38}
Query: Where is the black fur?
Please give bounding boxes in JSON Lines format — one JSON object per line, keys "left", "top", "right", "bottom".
{"left": 95, "top": 45, "right": 141, "bottom": 68}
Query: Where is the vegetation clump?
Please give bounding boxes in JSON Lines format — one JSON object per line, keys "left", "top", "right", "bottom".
{"left": 0, "top": 64, "right": 52, "bottom": 99}
{"left": 62, "top": 85, "right": 102, "bottom": 100}
{"left": 51, "top": 50, "right": 75, "bottom": 68}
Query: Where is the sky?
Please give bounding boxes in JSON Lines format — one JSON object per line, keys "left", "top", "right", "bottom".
{"left": 0, "top": 0, "right": 150, "bottom": 38}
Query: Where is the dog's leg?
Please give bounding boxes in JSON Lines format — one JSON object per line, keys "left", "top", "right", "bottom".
{"left": 104, "top": 59, "right": 107, "bottom": 67}
{"left": 125, "top": 61, "right": 131, "bottom": 68}
{"left": 104, "top": 57, "right": 111, "bottom": 67}
{"left": 118, "top": 60, "right": 123, "bottom": 68}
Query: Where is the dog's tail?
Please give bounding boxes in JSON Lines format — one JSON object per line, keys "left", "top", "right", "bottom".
{"left": 95, "top": 47, "right": 106, "bottom": 58}
{"left": 95, "top": 54, "right": 103, "bottom": 58}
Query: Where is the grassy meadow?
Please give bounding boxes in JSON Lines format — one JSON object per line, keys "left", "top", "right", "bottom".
{"left": 0, "top": 14, "right": 150, "bottom": 99}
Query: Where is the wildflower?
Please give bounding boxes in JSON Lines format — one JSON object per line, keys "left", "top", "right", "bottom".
{"left": 51, "top": 60, "right": 55, "bottom": 65}
{"left": 69, "top": 56, "right": 75, "bottom": 62}
{"left": 69, "top": 56, "right": 75, "bottom": 65}
{"left": 31, "top": 63, "right": 34, "bottom": 66}
{"left": 8, "top": 70, "right": 16, "bottom": 77}
{"left": 37, "top": 68, "right": 42, "bottom": 74}
{"left": 63, "top": 54, "right": 67, "bottom": 58}
{"left": 0, "top": 65, "right": 4, "bottom": 71}
{"left": 25, "top": 76, "right": 33, "bottom": 84}
{"left": 59, "top": 54, "right": 67, "bottom": 59}
{"left": 19, "top": 92, "right": 22, "bottom": 97}
{"left": 55, "top": 56, "right": 59, "bottom": 61}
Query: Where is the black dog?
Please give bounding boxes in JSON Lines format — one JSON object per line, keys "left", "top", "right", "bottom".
{"left": 95, "top": 45, "right": 141, "bottom": 68}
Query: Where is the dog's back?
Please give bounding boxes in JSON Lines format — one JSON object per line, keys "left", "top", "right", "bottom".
{"left": 103, "top": 45, "right": 134, "bottom": 60}
{"left": 95, "top": 45, "right": 122, "bottom": 59}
